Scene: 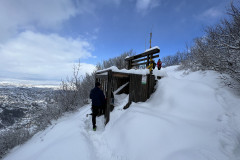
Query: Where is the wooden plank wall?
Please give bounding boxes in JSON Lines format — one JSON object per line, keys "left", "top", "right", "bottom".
{"left": 96, "top": 72, "right": 156, "bottom": 124}
{"left": 129, "top": 74, "right": 145, "bottom": 102}
{"left": 129, "top": 74, "right": 156, "bottom": 102}
{"left": 148, "top": 75, "right": 156, "bottom": 98}
{"left": 96, "top": 76, "right": 129, "bottom": 96}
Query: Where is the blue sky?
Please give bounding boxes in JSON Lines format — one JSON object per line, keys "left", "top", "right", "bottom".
{"left": 0, "top": 0, "right": 232, "bottom": 83}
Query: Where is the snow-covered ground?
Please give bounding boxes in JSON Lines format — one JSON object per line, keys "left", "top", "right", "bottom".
{"left": 0, "top": 86, "right": 56, "bottom": 131}
{"left": 3, "top": 66, "right": 240, "bottom": 160}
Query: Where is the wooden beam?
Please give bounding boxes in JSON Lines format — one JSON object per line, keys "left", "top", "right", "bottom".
{"left": 126, "top": 51, "right": 159, "bottom": 62}
{"left": 123, "top": 101, "right": 131, "bottom": 109}
{"left": 147, "top": 55, "right": 150, "bottom": 67}
{"left": 147, "top": 74, "right": 150, "bottom": 98}
{"left": 96, "top": 70, "right": 110, "bottom": 75}
{"left": 132, "top": 55, "right": 159, "bottom": 63}
{"left": 97, "top": 70, "right": 130, "bottom": 78}
{"left": 95, "top": 74, "right": 108, "bottom": 79}
{"left": 105, "top": 70, "right": 112, "bottom": 125}
{"left": 112, "top": 72, "right": 129, "bottom": 78}
{"left": 125, "top": 48, "right": 160, "bottom": 61}
{"left": 132, "top": 62, "right": 148, "bottom": 66}
{"left": 128, "top": 60, "right": 132, "bottom": 70}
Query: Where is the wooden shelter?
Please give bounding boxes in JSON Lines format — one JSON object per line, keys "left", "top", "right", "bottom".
{"left": 95, "top": 47, "right": 160, "bottom": 125}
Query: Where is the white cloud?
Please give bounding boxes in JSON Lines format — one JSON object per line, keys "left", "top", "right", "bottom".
{"left": 0, "top": 31, "right": 96, "bottom": 81}
{"left": 202, "top": 8, "right": 223, "bottom": 18}
{"left": 0, "top": 0, "right": 79, "bottom": 41}
{"left": 0, "top": 0, "right": 125, "bottom": 42}
{"left": 196, "top": 7, "right": 224, "bottom": 22}
{"left": 135, "top": 0, "right": 160, "bottom": 13}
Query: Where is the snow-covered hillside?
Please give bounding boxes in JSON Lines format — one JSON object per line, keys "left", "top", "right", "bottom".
{"left": 3, "top": 66, "right": 240, "bottom": 160}
{"left": 0, "top": 86, "right": 56, "bottom": 130}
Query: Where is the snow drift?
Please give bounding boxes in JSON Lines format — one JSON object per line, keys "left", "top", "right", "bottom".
{"left": 3, "top": 66, "right": 240, "bottom": 160}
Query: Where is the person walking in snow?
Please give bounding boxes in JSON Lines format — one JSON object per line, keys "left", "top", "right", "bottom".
{"left": 157, "top": 59, "right": 162, "bottom": 70}
{"left": 90, "top": 82, "right": 105, "bottom": 131}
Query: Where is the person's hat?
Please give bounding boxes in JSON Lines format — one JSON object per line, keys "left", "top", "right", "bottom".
{"left": 95, "top": 82, "right": 101, "bottom": 87}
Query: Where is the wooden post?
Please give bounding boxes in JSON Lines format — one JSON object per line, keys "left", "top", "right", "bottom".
{"left": 105, "top": 70, "right": 112, "bottom": 125}
{"left": 147, "top": 55, "right": 150, "bottom": 67}
{"left": 102, "top": 81, "right": 105, "bottom": 95}
{"left": 146, "top": 74, "right": 150, "bottom": 99}
{"left": 128, "top": 60, "right": 132, "bottom": 69}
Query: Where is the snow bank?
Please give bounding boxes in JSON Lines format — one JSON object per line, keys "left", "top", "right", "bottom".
{"left": 4, "top": 65, "right": 240, "bottom": 160}
{"left": 3, "top": 106, "right": 97, "bottom": 160}
{"left": 104, "top": 66, "right": 240, "bottom": 160}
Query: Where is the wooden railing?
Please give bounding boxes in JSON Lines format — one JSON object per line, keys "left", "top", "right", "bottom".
{"left": 125, "top": 47, "right": 160, "bottom": 69}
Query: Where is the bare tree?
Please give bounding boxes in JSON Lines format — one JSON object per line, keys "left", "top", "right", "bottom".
{"left": 96, "top": 50, "right": 135, "bottom": 70}
{"left": 55, "top": 62, "right": 84, "bottom": 111}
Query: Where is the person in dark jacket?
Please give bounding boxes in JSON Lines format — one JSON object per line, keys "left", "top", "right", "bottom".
{"left": 90, "top": 82, "right": 105, "bottom": 131}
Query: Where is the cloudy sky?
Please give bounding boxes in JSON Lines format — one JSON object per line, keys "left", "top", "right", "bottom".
{"left": 0, "top": 0, "right": 231, "bottom": 83}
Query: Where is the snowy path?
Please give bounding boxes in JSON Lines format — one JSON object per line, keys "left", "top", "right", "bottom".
{"left": 3, "top": 66, "right": 240, "bottom": 160}
{"left": 81, "top": 93, "right": 130, "bottom": 160}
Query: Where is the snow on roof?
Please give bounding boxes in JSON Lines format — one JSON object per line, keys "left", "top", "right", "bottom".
{"left": 145, "top": 46, "right": 160, "bottom": 52}
{"left": 125, "top": 46, "right": 160, "bottom": 60}
{"left": 96, "top": 66, "right": 149, "bottom": 75}
{"left": 96, "top": 66, "right": 167, "bottom": 77}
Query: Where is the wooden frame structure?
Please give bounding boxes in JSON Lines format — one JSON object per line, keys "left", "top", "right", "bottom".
{"left": 95, "top": 70, "right": 130, "bottom": 125}
{"left": 95, "top": 47, "right": 160, "bottom": 125}
{"left": 125, "top": 47, "right": 160, "bottom": 69}
{"left": 95, "top": 71, "right": 156, "bottom": 125}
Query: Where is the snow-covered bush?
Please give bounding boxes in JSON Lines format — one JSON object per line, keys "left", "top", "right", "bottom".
{"left": 56, "top": 50, "right": 134, "bottom": 111}
{"left": 96, "top": 50, "right": 134, "bottom": 70}
{"left": 178, "top": 2, "right": 240, "bottom": 90}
